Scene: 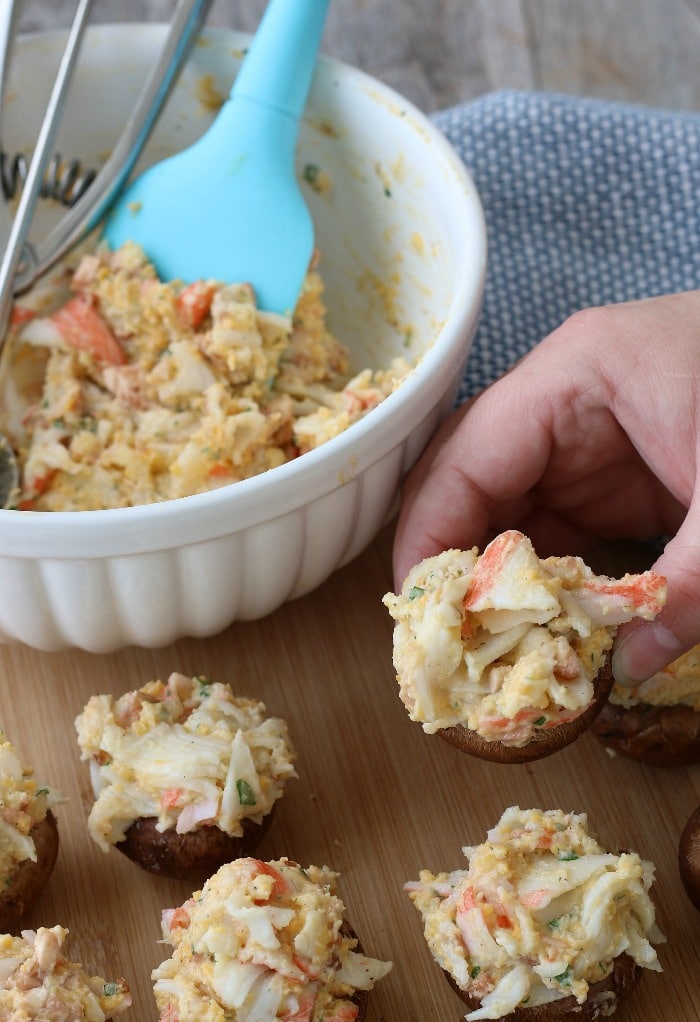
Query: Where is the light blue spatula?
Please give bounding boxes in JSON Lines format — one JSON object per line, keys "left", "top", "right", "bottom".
{"left": 103, "top": 0, "right": 331, "bottom": 316}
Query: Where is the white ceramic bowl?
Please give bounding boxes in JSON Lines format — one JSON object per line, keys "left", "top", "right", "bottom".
{"left": 0, "top": 24, "right": 486, "bottom": 653}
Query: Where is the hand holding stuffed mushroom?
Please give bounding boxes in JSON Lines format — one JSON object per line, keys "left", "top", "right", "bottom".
{"left": 384, "top": 531, "right": 665, "bottom": 761}
{"left": 392, "top": 291, "right": 700, "bottom": 687}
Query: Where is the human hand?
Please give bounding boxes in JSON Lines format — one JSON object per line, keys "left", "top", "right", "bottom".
{"left": 393, "top": 290, "right": 700, "bottom": 684}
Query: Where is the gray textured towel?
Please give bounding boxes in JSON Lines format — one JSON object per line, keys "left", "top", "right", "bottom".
{"left": 433, "top": 90, "right": 700, "bottom": 403}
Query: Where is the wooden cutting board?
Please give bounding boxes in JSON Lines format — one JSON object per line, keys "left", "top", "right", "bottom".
{"left": 0, "top": 523, "right": 698, "bottom": 1021}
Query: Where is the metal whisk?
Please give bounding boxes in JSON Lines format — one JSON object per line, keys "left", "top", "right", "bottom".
{"left": 0, "top": 149, "right": 96, "bottom": 207}
{"left": 0, "top": 0, "right": 98, "bottom": 209}
{"left": 0, "top": 0, "right": 215, "bottom": 509}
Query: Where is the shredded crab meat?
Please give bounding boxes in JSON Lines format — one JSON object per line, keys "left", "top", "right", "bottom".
{"left": 4, "top": 240, "right": 412, "bottom": 510}
{"left": 152, "top": 857, "right": 392, "bottom": 1022}
{"left": 0, "top": 926, "right": 131, "bottom": 1020}
{"left": 609, "top": 640, "right": 700, "bottom": 710}
{"left": 383, "top": 531, "right": 666, "bottom": 745}
{"left": 74, "top": 672, "right": 297, "bottom": 852}
{"left": 0, "top": 734, "right": 62, "bottom": 888}
{"left": 405, "top": 807, "right": 664, "bottom": 1021}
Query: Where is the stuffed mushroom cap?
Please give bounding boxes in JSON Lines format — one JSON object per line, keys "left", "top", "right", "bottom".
{"left": 405, "top": 807, "right": 664, "bottom": 1020}
{"left": 152, "top": 856, "right": 392, "bottom": 1021}
{"left": 592, "top": 643, "right": 700, "bottom": 766}
{"left": 679, "top": 805, "right": 700, "bottom": 910}
{"left": 383, "top": 532, "right": 666, "bottom": 761}
{"left": 75, "top": 672, "right": 296, "bottom": 879}
{"left": 0, "top": 734, "right": 62, "bottom": 929}
{"left": 0, "top": 925, "right": 131, "bottom": 1019}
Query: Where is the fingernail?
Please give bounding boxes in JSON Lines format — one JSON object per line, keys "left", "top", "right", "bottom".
{"left": 612, "top": 622, "right": 683, "bottom": 686}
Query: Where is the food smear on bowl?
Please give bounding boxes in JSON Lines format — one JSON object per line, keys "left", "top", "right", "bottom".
{"left": 74, "top": 672, "right": 296, "bottom": 855}
{"left": 0, "top": 925, "right": 131, "bottom": 1018}
{"left": 6, "top": 241, "right": 411, "bottom": 510}
{"left": 152, "top": 856, "right": 393, "bottom": 1022}
{"left": 0, "top": 731, "right": 62, "bottom": 928}
{"left": 404, "top": 807, "right": 664, "bottom": 1021}
{"left": 383, "top": 531, "right": 666, "bottom": 747}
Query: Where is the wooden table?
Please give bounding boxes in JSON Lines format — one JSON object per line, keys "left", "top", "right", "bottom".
{"left": 1, "top": 524, "right": 698, "bottom": 1021}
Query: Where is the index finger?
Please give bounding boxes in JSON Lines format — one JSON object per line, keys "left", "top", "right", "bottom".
{"left": 392, "top": 364, "right": 555, "bottom": 585}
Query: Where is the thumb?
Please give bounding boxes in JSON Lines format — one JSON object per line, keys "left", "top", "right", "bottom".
{"left": 612, "top": 519, "right": 700, "bottom": 684}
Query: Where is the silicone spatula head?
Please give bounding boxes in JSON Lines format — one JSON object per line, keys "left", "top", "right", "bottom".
{"left": 103, "top": 0, "right": 331, "bottom": 316}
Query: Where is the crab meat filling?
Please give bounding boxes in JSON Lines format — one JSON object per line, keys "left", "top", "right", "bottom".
{"left": 75, "top": 672, "right": 296, "bottom": 851}
{"left": 152, "top": 857, "right": 392, "bottom": 1021}
{"left": 0, "top": 926, "right": 131, "bottom": 1020}
{"left": 405, "top": 807, "right": 664, "bottom": 1021}
{"left": 383, "top": 531, "right": 666, "bottom": 745}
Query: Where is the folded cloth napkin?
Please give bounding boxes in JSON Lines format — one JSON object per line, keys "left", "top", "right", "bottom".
{"left": 433, "top": 90, "right": 700, "bottom": 404}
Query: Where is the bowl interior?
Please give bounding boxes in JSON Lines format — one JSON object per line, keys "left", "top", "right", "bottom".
{"left": 4, "top": 25, "right": 484, "bottom": 376}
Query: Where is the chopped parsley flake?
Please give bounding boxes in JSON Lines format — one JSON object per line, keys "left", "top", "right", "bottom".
{"left": 303, "top": 163, "right": 321, "bottom": 186}
{"left": 236, "top": 778, "right": 256, "bottom": 806}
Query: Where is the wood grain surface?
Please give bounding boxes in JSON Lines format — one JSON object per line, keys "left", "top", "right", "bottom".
{"left": 0, "top": 525, "right": 698, "bottom": 1021}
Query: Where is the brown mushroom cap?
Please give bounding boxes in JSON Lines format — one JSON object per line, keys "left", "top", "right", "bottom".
{"left": 679, "top": 805, "right": 700, "bottom": 911}
{"left": 116, "top": 807, "right": 276, "bottom": 881}
{"left": 591, "top": 701, "right": 700, "bottom": 767}
{"left": 445, "top": 952, "right": 641, "bottom": 1020}
{"left": 0, "top": 810, "right": 59, "bottom": 931}
{"left": 438, "top": 658, "right": 614, "bottom": 764}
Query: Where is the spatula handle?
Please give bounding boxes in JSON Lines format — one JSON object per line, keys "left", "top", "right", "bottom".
{"left": 231, "top": 0, "right": 332, "bottom": 122}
